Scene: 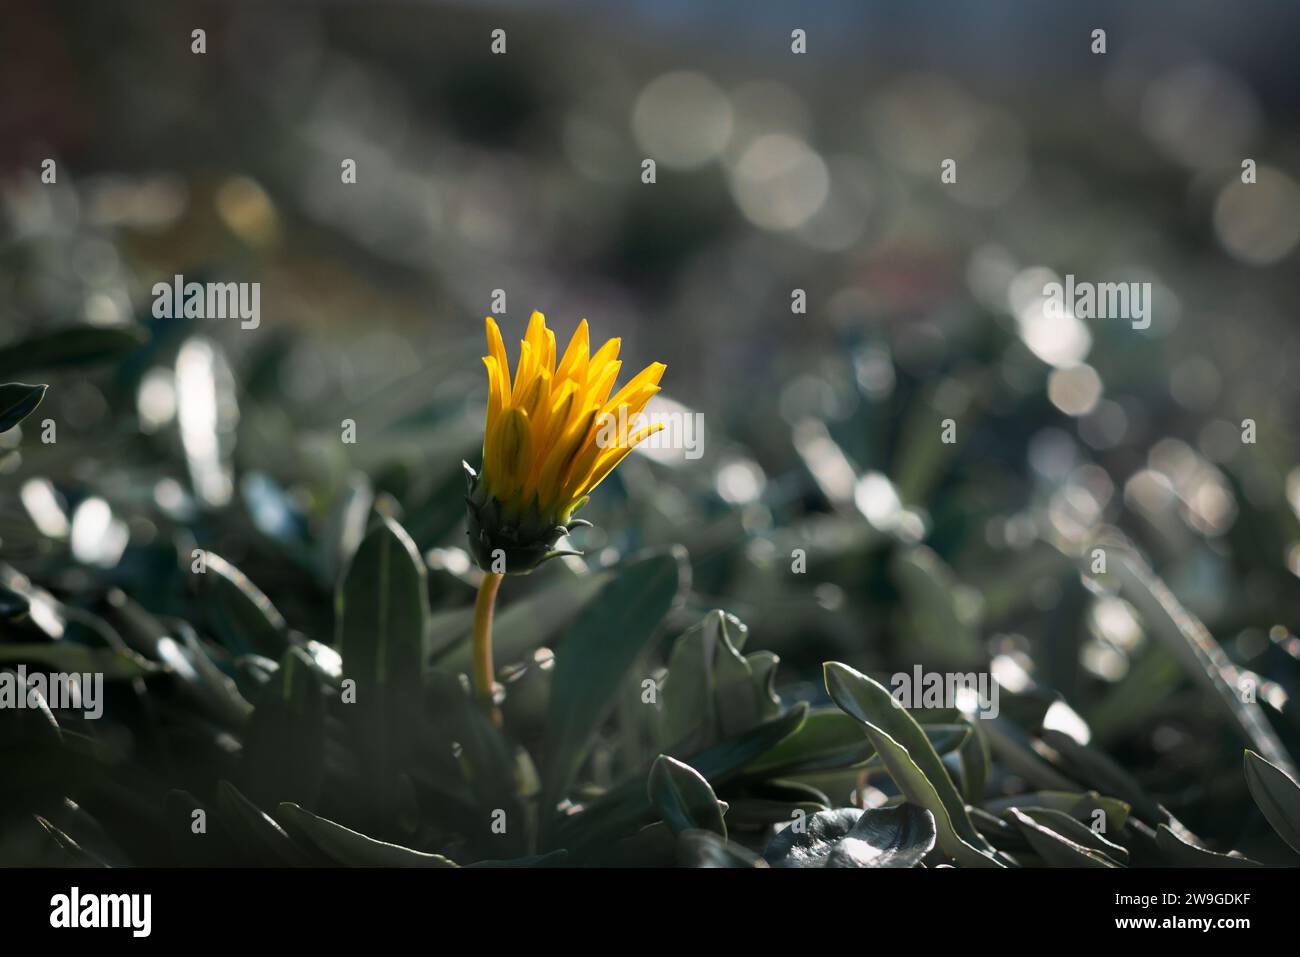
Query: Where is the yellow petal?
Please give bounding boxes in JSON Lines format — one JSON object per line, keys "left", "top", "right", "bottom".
{"left": 602, "top": 362, "right": 666, "bottom": 417}
{"left": 535, "top": 379, "right": 578, "bottom": 459}
{"left": 477, "top": 312, "right": 665, "bottom": 517}
{"left": 538, "top": 403, "right": 599, "bottom": 509}
{"left": 606, "top": 385, "right": 661, "bottom": 438}
{"left": 484, "top": 317, "right": 512, "bottom": 398}
{"left": 558, "top": 431, "right": 606, "bottom": 505}
{"left": 492, "top": 407, "right": 533, "bottom": 500}
{"left": 518, "top": 367, "right": 549, "bottom": 420}
{"left": 482, "top": 355, "right": 504, "bottom": 441}
{"left": 589, "top": 337, "right": 621, "bottom": 374}
{"left": 513, "top": 340, "right": 535, "bottom": 406}
{"left": 524, "top": 311, "right": 548, "bottom": 363}
{"left": 584, "top": 359, "right": 622, "bottom": 408}
{"left": 576, "top": 421, "right": 665, "bottom": 500}
{"left": 555, "top": 320, "right": 590, "bottom": 383}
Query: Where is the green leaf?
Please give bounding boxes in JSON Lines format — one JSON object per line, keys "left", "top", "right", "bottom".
{"left": 1097, "top": 539, "right": 1295, "bottom": 777}
{"left": 823, "top": 661, "right": 1002, "bottom": 867}
{"left": 661, "top": 610, "right": 780, "bottom": 749}
{"left": 163, "top": 619, "right": 254, "bottom": 728}
{"left": 418, "top": 671, "right": 530, "bottom": 858}
{"left": 466, "top": 850, "right": 570, "bottom": 868}
{"left": 165, "top": 790, "right": 239, "bottom": 867}
{"left": 648, "top": 755, "right": 726, "bottom": 838}
{"left": 555, "top": 704, "right": 809, "bottom": 854}
{"left": 8, "top": 814, "right": 108, "bottom": 867}
{"left": 430, "top": 567, "right": 612, "bottom": 671}
{"left": 742, "top": 708, "right": 876, "bottom": 778}
{"left": 1009, "top": 808, "right": 1120, "bottom": 867}
{"left": 1155, "top": 823, "right": 1261, "bottom": 867}
{"left": 1040, "top": 729, "right": 1162, "bottom": 824}
{"left": 594, "top": 820, "right": 682, "bottom": 867}
{"left": 334, "top": 516, "right": 430, "bottom": 826}
{"left": 1017, "top": 807, "right": 1129, "bottom": 864}
{"left": 0, "top": 642, "right": 157, "bottom": 681}
{"left": 891, "top": 546, "right": 983, "bottom": 666}
{"left": 1243, "top": 749, "right": 1300, "bottom": 854}
{"left": 0, "top": 669, "right": 62, "bottom": 749}
{"left": 539, "top": 547, "right": 686, "bottom": 841}
{"left": 959, "top": 719, "right": 991, "bottom": 804}
{"left": 746, "top": 651, "right": 783, "bottom": 721}
{"left": 216, "top": 780, "right": 312, "bottom": 866}
{"left": 893, "top": 389, "right": 965, "bottom": 505}
{"left": 863, "top": 723, "right": 971, "bottom": 773}
{"left": 199, "top": 553, "right": 290, "bottom": 658}
{"left": 677, "top": 830, "right": 768, "bottom": 868}
{"left": 276, "top": 802, "right": 457, "bottom": 867}
{"left": 240, "top": 647, "right": 326, "bottom": 809}
{"left": 317, "top": 473, "right": 373, "bottom": 587}
{"left": 981, "top": 716, "right": 1080, "bottom": 792}
{"left": 33, "top": 815, "right": 107, "bottom": 867}
{"left": 969, "top": 806, "right": 1024, "bottom": 851}
{"left": 982, "top": 790, "right": 1131, "bottom": 831}
{"left": 0, "top": 383, "right": 47, "bottom": 433}
{"left": 688, "top": 703, "right": 810, "bottom": 784}
{"left": 0, "top": 582, "right": 30, "bottom": 619}
{"left": 1085, "top": 644, "right": 1184, "bottom": 743}
{"left": 335, "top": 515, "right": 428, "bottom": 695}
{"left": 763, "top": 805, "right": 937, "bottom": 868}
{"left": 0, "top": 324, "right": 147, "bottom": 377}
{"left": 725, "top": 797, "right": 829, "bottom": 829}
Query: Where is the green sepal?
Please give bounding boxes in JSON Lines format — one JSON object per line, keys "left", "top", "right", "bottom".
{"left": 464, "top": 464, "right": 591, "bottom": 574}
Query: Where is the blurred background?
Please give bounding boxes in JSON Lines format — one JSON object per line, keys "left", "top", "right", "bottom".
{"left": 3, "top": 0, "right": 1300, "bottom": 857}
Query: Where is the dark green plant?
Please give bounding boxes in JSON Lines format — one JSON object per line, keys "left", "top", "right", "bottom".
{"left": 2, "top": 314, "right": 1299, "bottom": 868}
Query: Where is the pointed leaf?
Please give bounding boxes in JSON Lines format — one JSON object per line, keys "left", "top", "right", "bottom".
{"left": 199, "top": 553, "right": 290, "bottom": 658}
{"left": 276, "top": 802, "right": 456, "bottom": 867}
{"left": 240, "top": 647, "right": 326, "bottom": 808}
{"left": 556, "top": 704, "right": 808, "bottom": 853}
{"left": 1017, "top": 807, "right": 1129, "bottom": 864}
{"left": 0, "top": 324, "right": 147, "bottom": 377}
{"left": 540, "top": 547, "right": 686, "bottom": 838}
{"left": 823, "top": 661, "right": 1002, "bottom": 867}
{"left": 0, "top": 383, "right": 47, "bottom": 433}
{"left": 1098, "top": 540, "right": 1294, "bottom": 777}
{"left": 1009, "top": 808, "right": 1119, "bottom": 867}
{"left": 982, "top": 790, "right": 1131, "bottom": 831}
{"left": 1243, "top": 749, "right": 1300, "bottom": 854}
{"left": 742, "top": 708, "right": 876, "bottom": 778}
{"left": 1040, "top": 729, "right": 1162, "bottom": 823}
{"left": 216, "top": 781, "right": 311, "bottom": 866}
{"left": 648, "top": 755, "right": 726, "bottom": 838}
{"left": 335, "top": 515, "right": 428, "bottom": 696}
{"left": 1155, "top": 823, "right": 1261, "bottom": 868}
{"left": 677, "top": 830, "right": 768, "bottom": 868}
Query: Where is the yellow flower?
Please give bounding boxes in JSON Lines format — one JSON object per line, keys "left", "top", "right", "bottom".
{"left": 465, "top": 311, "right": 666, "bottom": 572}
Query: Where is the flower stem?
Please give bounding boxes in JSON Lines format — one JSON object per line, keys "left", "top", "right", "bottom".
{"left": 472, "top": 571, "right": 505, "bottom": 726}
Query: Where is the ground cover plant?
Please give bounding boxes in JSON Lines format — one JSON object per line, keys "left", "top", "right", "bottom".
{"left": 2, "top": 0, "right": 1300, "bottom": 869}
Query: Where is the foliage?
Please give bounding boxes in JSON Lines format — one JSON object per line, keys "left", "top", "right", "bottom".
{"left": 2, "top": 316, "right": 1299, "bottom": 869}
